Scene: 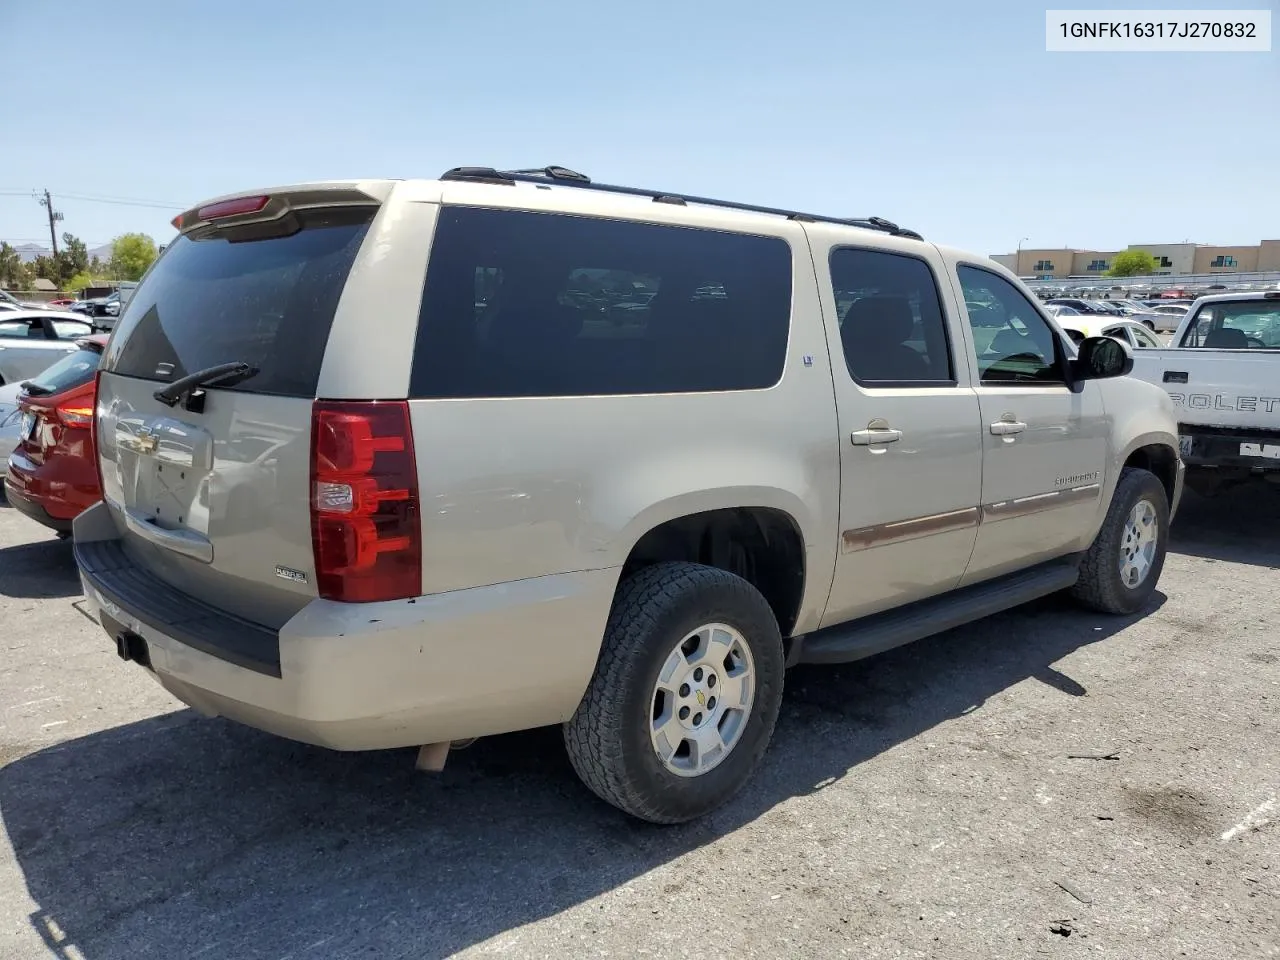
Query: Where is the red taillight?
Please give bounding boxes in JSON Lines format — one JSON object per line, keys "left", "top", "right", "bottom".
{"left": 310, "top": 400, "right": 420, "bottom": 603}
{"left": 198, "top": 195, "right": 269, "bottom": 221}
{"left": 56, "top": 405, "right": 94, "bottom": 428}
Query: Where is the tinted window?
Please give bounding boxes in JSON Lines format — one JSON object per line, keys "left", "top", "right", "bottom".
{"left": 829, "top": 248, "right": 953, "bottom": 385}
{"left": 25, "top": 345, "right": 102, "bottom": 395}
{"left": 1179, "top": 302, "right": 1280, "bottom": 349}
{"left": 958, "top": 266, "right": 1064, "bottom": 383}
{"left": 107, "top": 207, "right": 375, "bottom": 397}
{"left": 409, "top": 207, "right": 792, "bottom": 398}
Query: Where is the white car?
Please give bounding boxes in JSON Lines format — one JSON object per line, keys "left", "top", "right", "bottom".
{"left": 0, "top": 381, "right": 23, "bottom": 477}
{"left": 1055, "top": 315, "right": 1166, "bottom": 351}
{"left": 1141, "top": 303, "right": 1192, "bottom": 333}
{"left": 0, "top": 310, "right": 96, "bottom": 386}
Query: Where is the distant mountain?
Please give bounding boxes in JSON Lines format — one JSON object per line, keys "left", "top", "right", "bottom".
{"left": 12, "top": 243, "right": 47, "bottom": 263}
{"left": 6, "top": 242, "right": 114, "bottom": 263}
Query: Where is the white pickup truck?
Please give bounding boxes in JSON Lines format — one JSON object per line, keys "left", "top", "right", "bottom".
{"left": 1129, "top": 290, "right": 1280, "bottom": 496}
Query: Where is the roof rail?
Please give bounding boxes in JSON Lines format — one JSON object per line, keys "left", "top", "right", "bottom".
{"left": 438, "top": 165, "right": 923, "bottom": 240}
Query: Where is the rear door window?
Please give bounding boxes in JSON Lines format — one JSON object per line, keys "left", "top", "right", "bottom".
{"left": 104, "top": 207, "right": 376, "bottom": 397}
{"left": 829, "top": 247, "right": 954, "bottom": 386}
{"left": 409, "top": 207, "right": 793, "bottom": 398}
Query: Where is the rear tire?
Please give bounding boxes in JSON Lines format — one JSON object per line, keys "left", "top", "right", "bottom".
{"left": 563, "top": 561, "right": 785, "bottom": 824}
{"left": 1142, "top": 319, "right": 1156, "bottom": 331}
{"left": 1070, "top": 467, "right": 1169, "bottom": 615}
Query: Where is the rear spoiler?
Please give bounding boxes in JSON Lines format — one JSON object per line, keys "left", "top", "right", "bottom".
{"left": 171, "top": 184, "right": 389, "bottom": 237}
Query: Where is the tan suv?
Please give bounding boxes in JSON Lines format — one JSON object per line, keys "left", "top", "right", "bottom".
{"left": 74, "top": 166, "right": 1183, "bottom": 823}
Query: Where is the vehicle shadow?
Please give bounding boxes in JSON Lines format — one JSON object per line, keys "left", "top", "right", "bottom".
{"left": 1169, "top": 483, "right": 1280, "bottom": 568}
{"left": 1, "top": 591, "right": 1163, "bottom": 960}
{"left": 0, "top": 537, "right": 80, "bottom": 599}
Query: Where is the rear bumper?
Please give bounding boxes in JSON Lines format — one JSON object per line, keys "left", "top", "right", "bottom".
{"left": 4, "top": 476, "right": 74, "bottom": 533}
{"left": 4, "top": 449, "right": 99, "bottom": 522}
{"left": 73, "top": 501, "right": 618, "bottom": 751}
{"left": 1177, "top": 424, "right": 1280, "bottom": 472}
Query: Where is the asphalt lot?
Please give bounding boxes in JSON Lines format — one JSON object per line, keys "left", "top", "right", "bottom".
{"left": 0, "top": 485, "right": 1276, "bottom": 960}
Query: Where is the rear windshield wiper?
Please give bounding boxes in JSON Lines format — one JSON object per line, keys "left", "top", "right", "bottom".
{"left": 153, "top": 361, "right": 259, "bottom": 408}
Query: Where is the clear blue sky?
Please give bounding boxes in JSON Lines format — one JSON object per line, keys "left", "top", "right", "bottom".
{"left": 3, "top": 0, "right": 1277, "bottom": 257}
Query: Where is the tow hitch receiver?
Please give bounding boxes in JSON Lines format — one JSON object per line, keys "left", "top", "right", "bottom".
{"left": 114, "top": 629, "right": 151, "bottom": 670}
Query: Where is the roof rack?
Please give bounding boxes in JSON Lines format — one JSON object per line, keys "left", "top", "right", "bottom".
{"left": 438, "top": 165, "right": 924, "bottom": 240}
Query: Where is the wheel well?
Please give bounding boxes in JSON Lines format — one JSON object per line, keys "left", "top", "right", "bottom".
{"left": 621, "top": 508, "right": 806, "bottom": 638}
{"left": 1124, "top": 444, "right": 1178, "bottom": 505}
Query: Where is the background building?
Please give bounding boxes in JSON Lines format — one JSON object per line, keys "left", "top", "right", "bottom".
{"left": 992, "top": 240, "right": 1280, "bottom": 278}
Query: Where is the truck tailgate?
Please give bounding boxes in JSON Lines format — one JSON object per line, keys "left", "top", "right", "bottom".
{"left": 1129, "top": 349, "right": 1280, "bottom": 431}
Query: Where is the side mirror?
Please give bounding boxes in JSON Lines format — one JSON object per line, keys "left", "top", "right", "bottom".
{"left": 1072, "top": 335, "right": 1133, "bottom": 381}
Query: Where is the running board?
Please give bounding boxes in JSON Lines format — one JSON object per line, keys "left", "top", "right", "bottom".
{"left": 793, "top": 557, "right": 1082, "bottom": 666}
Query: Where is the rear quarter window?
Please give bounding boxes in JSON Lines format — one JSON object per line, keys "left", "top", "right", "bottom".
{"left": 105, "top": 207, "right": 375, "bottom": 398}
{"left": 409, "top": 207, "right": 793, "bottom": 398}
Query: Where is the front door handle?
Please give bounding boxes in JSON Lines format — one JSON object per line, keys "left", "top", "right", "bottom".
{"left": 852, "top": 419, "right": 903, "bottom": 445}
{"left": 990, "top": 420, "right": 1027, "bottom": 436}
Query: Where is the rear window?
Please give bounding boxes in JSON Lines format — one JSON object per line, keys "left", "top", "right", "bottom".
{"left": 105, "top": 207, "right": 375, "bottom": 397}
{"left": 25, "top": 345, "right": 102, "bottom": 395}
{"left": 1180, "top": 301, "right": 1280, "bottom": 349}
{"left": 409, "top": 207, "right": 793, "bottom": 398}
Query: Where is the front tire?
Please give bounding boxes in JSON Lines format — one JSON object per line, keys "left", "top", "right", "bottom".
{"left": 563, "top": 561, "right": 785, "bottom": 824}
{"left": 1071, "top": 467, "right": 1169, "bottom": 615}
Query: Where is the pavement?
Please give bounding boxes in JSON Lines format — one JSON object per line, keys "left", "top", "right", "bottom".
{"left": 0, "top": 484, "right": 1277, "bottom": 960}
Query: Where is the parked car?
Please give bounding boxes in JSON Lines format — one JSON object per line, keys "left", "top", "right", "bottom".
{"left": 1129, "top": 291, "right": 1280, "bottom": 497}
{"left": 1042, "top": 303, "right": 1082, "bottom": 320}
{"left": 73, "top": 169, "right": 1182, "bottom": 824}
{"left": 3, "top": 335, "right": 108, "bottom": 535}
{"left": 0, "top": 289, "right": 51, "bottom": 311}
{"left": 1044, "top": 297, "right": 1113, "bottom": 316}
{"left": 0, "top": 311, "right": 96, "bottom": 386}
{"left": 0, "top": 380, "right": 24, "bottom": 478}
{"left": 1055, "top": 316, "right": 1166, "bottom": 350}
{"left": 69, "top": 289, "right": 131, "bottom": 326}
{"left": 1141, "top": 303, "right": 1192, "bottom": 334}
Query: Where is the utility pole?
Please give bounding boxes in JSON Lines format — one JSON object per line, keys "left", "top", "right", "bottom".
{"left": 37, "top": 189, "right": 63, "bottom": 256}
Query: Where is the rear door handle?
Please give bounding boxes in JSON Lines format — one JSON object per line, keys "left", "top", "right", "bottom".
{"left": 851, "top": 423, "right": 903, "bottom": 445}
{"left": 990, "top": 420, "right": 1027, "bottom": 436}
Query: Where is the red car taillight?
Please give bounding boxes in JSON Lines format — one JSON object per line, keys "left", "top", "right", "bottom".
{"left": 310, "top": 400, "right": 421, "bottom": 603}
{"left": 56, "top": 405, "right": 94, "bottom": 428}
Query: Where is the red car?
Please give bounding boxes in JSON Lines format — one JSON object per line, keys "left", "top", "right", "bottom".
{"left": 3, "top": 335, "right": 108, "bottom": 536}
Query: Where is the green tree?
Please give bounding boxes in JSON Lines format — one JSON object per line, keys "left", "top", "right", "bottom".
{"left": 62, "top": 270, "right": 109, "bottom": 296}
{"left": 109, "top": 233, "right": 158, "bottom": 281}
{"left": 1107, "top": 250, "right": 1157, "bottom": 277}
{"left": 31, "top": 254, "right": 64, "bottom": 287}
{"left": 56, "top": 232, "right": 89, "bottom": 279}
{"left": 0, "top": 242, "right": 28, "bottom": 288}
